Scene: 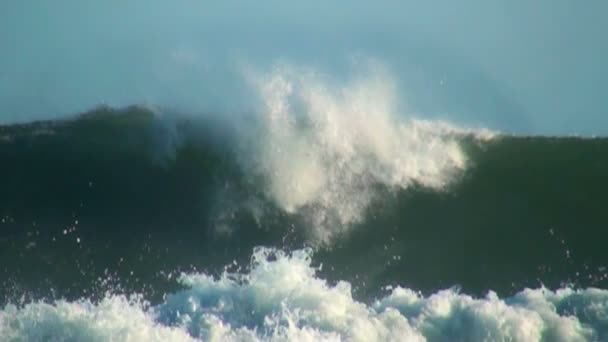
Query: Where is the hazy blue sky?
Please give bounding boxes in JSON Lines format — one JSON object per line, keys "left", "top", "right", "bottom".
{"left": 1, "top": 0, "right": 606, "bottom": 134}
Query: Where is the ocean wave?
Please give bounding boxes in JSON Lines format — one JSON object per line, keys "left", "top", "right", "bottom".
{"left": 2, "top": 104, "right": 608, "bottom": 302}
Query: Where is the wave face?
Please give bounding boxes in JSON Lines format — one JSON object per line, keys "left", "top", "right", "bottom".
{"left": 1, "top": 106, "right": 608, "bottom": 340}
{"left": 1, "top": 67, "right": 608, "bottom": 340}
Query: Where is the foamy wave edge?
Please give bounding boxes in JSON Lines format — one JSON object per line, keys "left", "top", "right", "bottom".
{"left": 1, "top": 247, "right": 605, "bottom": 342}
{"left": 239, "top": 63, "right": 497, "bottom": 245}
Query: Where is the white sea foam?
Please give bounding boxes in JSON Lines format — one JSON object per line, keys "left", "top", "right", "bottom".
{"left": 0, "top": 295, "right": 195, "bottom": 342}
{"left": 2, "top": 248, "right": 606, "bottom": 342}
{"left": 240, "top": 63, "right": 490, "bottom": 244}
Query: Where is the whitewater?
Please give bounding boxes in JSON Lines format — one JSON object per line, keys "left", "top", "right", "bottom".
{"left": 1, "top": 64, "right": 607, "bottom": 342}
{"left": 2, "top": 0, "right": 608, "bottom": 340}
{"left": 2, "top": 247, "right": 607, "bottom": 341}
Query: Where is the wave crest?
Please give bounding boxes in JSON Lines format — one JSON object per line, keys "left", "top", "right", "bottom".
{"left": 242, "top": 64, "right": 475, "bottom": 244}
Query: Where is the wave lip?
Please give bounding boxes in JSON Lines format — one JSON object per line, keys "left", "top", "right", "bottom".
{"left": 243, "top": 64, "right": 485, "bottom": 245}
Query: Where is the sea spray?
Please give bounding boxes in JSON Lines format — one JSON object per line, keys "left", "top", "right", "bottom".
{"left": 241, "top": 64, "right": 477, "bottom": 245}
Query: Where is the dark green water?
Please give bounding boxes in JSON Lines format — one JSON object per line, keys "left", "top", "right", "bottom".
{"left": 1, "top": 106, "right": 607, "bottom": 305}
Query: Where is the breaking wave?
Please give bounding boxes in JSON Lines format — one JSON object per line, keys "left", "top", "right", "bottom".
{"left": 2, "top": 248, "right": 607, "bottom": 342}
{"left": 2, "top": 64, "right": 608, "bottom": 341}
{"left": 239, "top": 64, "right": 489, "bottom": 244}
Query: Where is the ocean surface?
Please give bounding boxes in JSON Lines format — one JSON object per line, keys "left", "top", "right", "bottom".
{"left": 1, "top": 72, "right": 608, "bottom": 341}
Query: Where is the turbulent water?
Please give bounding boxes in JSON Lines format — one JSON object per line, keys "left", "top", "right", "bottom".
{"left": 1, "top": 69, "right": 608, "bottom": 341}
